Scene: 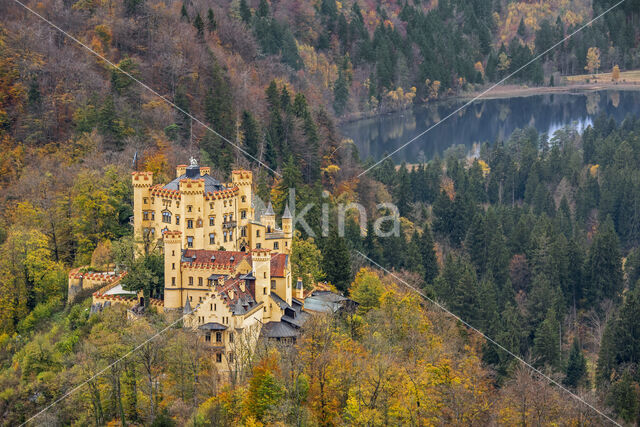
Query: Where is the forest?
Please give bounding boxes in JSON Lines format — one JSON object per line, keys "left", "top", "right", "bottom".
{"left": 1, "top": 0, "right": 640, "bottom": 425}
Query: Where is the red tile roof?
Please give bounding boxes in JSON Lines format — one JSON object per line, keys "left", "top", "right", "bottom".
{"left": 183, "top": 250, "right": 250, "bottom": 267}
{"left": 270, "top": 253, "right": 288, "bottom": 277}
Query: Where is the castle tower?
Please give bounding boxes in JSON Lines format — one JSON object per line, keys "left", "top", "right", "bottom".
{"left": 232, "top": 170, "right": 253, "bottom": 223}
{"left": 294, "top": 277, "right": 304, "bottom": 300}
{"left": 163, "top": 230, "right": 183, "bottom": 309}
{"left": 132, "top": 171, "right": 154, "bottom": 242}
{"left": 179, "top": 160, "right": 205, "bottom": 249}
{"left": 262, "top": 201, "right": 276, "bottom": 232}
{"left": 282, "top": 204, "right": 292, "bottom": 236}
{"left": 252, "top": 248, "right": 272, "bottom": 308}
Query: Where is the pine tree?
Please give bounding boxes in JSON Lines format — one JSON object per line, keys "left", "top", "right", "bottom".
{"left": 564, "top": 338, "right": 588, "bottom": 389}
{"left": 533, "top": 309, "right": 561, "bottom": 368}
{"left": 517, "top": 18, "right": 526, "bottom": 38}
{"left": 420, "top": 224, "right": 439, "bottom": 284}
{"left": 322, "top": 228, "right": 351, "bottom": 292}
{"left": 207, "top": 8, "right": 217, "bottom": 33}
{"left": 193, "top": 13, "right": 205, "bottom": 40}
{"left": 584, "top": 217, "right": 623, "bottom": 307}
{"left": 333, "top": 70, "right": 349, "bottom": 116}
{"left": 180, "top": 2, "right": 189, "bottom": 21}
{"left": 240, "top": 111, "right": 260, "bottom": 159}
{"left": 239, "top": 0, "right": 252, "bottom": 23}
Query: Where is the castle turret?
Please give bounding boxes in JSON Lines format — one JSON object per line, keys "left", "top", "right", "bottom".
{"left": 132, "top": 171, "right": 154, "bottom": 242}
{"left": 295, "top": 277, "right": 304, "bottom": 300}
{"left": 282, "top": 204, "right": 292, "bottom": 236}
{"left": 163, "top": 230, "right": 183, "bottom": 309}
{"left": 262, "top": 201, "right": 276, "bottom": 232}
{"left": 252, "top": 248, "right": 272, "bottom": 308}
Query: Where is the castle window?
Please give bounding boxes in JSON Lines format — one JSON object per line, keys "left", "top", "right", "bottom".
{"left": 241, "top": 210, "right": 246, "bottom": 219}
{"left": 228, "top": 352, "right": 234, "bottom": 363}
{"left": 150, "top": 228, "right": 155, "bottom": 237}
{"left": 143, "top": 198, "right": 148, "bottom": 204}
{"left": 214, "top": 304, "right": 217, "bottom": 311}
{"left": 229, "top": 230, "right": 233, "bottom": 240}
{"left": 176, "top": 201, "right": 180, "bottom": 208}
{"left": 216, "top": 353, "right": 222, "bottom": 363}
{"left": 199, "top": 296, "right": 202, "bottom": 303}
{"left": 151, "top": 197, "right": 154, "bottom": 204}
{"left": 187, "top": 236, "right": 194, "bottom": 248}
{"left": 209, "top": 233, "right": 215, "bottom": 245}
{"left": 267, "top": 226, "right": 271, "bottom": 233}
{"left": 187, "top": 205, "right": 192, "bottom": 212}
{"left": 176, "top": 215, "right": 180, "bottom": 225}
{"left": 143, "top": 211, "right": 149, "bottom": 221}
{"left": 241, "top": 227, "right": 246, "bottom": 237}
{"left": 151, "top": 211, "right": 155, "bottom": 220}
{"left": 209, "top": 216, "right": 215, "bottom": 226}
{"left": 187, "top": 219, "right": 193, "bottom": 229}
{"left": 273, "top": 242, "right": 279, "bottom": 250}
{"left": 256, "top": 243, "right": 261, "bottom": 249}
{"left": 198, "top": 277, "right": 203, "bottom": 286}
{"left": 162, "top": 211, "right": 171, "bottom": 224}
{"left": 172, "top": 277, "right": 176, "bottom": 286}
{"left": 285, "top": 241, "right": 288, "bottom": 247}
{"left": 256, "top": 230, "right": 260, "bottom": 237}
{"left": 224, "top": 201, "right": 227, "bottom": 207}
{"left": 196, "top": 218, "right": 203, "bottom": 228}
{"left": 216, "top": 332, "right": 222, "bottom": 343}
{"left": 209, "top": 202, "right": 214, "bottom": 209}
{"left": 241, "top": 196, "right": 246, "bottom": 203}
{"left": 189, "top": 277, "right": 193, "bottom": 285}
{"left": 223, "top": 231, "right": 227, "bottom": 242}
{"left": 264, "top": 272, "right": 266, "bottom": 278}
{"left": 205, "top": 333, "right": 211, "bottom": 342}
{"left": 210, "top": 304, "right": 212, "bottom": 311}
{"left": 190, "top": 296, "right": 193, "bottom": 301}
{"left": 229, "top": 332, "right": 234, "bottom": 343}
{"left": 271, "top": 280, "right": 276, "bottom": 289}
{"left": 172, "top": 263, "right": 175, "bottom": 270}
{"left": 223, "top": 214, "right": 227, "bottom": 223}
{"left": 229, "top": 214, "right": 233, "bottom": 221}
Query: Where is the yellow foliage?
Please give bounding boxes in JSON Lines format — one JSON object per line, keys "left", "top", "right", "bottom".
{"left": 612, "top": 64, "right": 621, "bottom": 81}
{"left": 589, "top": 164, "right": 599, "bottom": 177}
{"left": 478, "top": 159, "right": 491, "bottom": 177}
{"left": 585, "top": 47, "right": 601, "bottom": 74}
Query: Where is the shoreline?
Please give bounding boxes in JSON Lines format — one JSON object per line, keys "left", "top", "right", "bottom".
{"left": 340, "top": 81, "right": 640, "bottom": 125}
{"left": 458, "top": 81, "right": 640, "bottom": 101}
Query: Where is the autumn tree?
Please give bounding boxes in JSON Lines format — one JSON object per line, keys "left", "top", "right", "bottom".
{"left": 585, "top": 47, "right": 601, "bottom": 74}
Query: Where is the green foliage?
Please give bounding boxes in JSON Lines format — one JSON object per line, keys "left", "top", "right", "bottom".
{"left": 349, "top": 268, "right": 384, "bottom": 313}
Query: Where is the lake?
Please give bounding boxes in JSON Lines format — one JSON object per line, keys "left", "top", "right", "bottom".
{"left": 341, "top": 90, "right": 640, "bottom": 163}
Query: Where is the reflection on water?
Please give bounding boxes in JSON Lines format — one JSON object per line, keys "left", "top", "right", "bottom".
{"left": 341, "top": 90, "right": 640, "bottom": 163}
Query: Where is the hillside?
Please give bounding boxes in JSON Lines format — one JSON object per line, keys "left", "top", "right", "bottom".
{"left": 2, "top": 0, "right": 640, "bottom": 425}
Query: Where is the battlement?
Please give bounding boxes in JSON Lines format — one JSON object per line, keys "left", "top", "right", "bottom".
{"left": 179, "top": 178, "right": 205, "bottom": 194}
{"left": 176, "top": 164, "right": 188, "bottom": 177}
{"left": 132, "top": 171, "right": 153, "bottom": 186}
{"left": 163, "top": 230, "right": 182, "bottom": 240}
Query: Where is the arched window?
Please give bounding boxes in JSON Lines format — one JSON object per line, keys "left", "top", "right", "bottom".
{"left": 162, "top": 211, "right": 171, "bottom": 224}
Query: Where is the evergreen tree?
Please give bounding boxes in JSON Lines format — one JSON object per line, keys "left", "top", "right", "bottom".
{"left": 584, "top": 217, "right": 623, "bottom": 307}
{"left": 419, "top": 224, "right": 439, "bottom": 284}
{"left": 180, "top": 2, "right": 189, "bottom": 21}
{"left": 240, "top": 110, "right": 260, "bottom": 158}
{"left": 207, "top": 8, "right": 217, "bottom": 33}
{"left": 564, "top": 338, "right": 588, "bottom": 389}
{"left": 533, "top": 309, "right": 561, "bottom": 368}
{"left": 239, "top": 0, "right": 252, "bottom": 23}
{"left": 193, "top": 13, "right": 205, "bottom": 40}
{"left": 333, "top": 70, "right": 349, "bottom": 116}
{"left": 321, "top": 228, "right": 351, "bottom": 292}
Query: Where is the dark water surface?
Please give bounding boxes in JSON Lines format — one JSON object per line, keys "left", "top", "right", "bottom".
{"left": 341, "top": 90, "right": 640, "bottom": 163}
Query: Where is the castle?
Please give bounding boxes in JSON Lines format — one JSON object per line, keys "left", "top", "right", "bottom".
{"left": 89, "top": 159, "right": 310, "bottom": 372}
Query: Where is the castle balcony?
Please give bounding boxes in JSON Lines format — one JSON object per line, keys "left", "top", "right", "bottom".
{"left": 265, "top": 231, "right": 286, "bottom": 240}
{"left": 222, "top": 221, "right": 236, "bottom": 229}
